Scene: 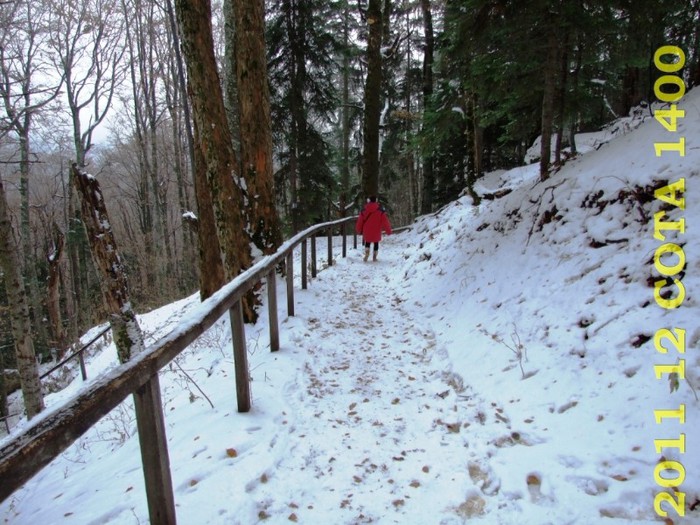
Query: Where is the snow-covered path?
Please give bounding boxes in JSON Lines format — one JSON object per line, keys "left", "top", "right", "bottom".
{"left": 6, "top": 90, "right": 700, "bottom": 523}
{"left": 239, "top": 238, "right": 487, "bottom": 524}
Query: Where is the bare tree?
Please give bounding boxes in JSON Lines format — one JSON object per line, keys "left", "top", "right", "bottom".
{"left": 0, "top": 176, "right": 44, "bottom": 419}
{"left": 120, "top": 0, "right": 175, "bottom": 296}
{"left": 1, "top": 0, "right": 64, "bottom": 358}
{"left": 158, "top": 0, "right": 203, "bottom": 295}
{"left": 45, "top": 0, "right": 127, "bottom": 337}
{"left": 46, "top": 0, "right": 127, "bottom": 166}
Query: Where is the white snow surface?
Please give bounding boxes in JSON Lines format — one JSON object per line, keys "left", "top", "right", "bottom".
{"left": 2, "top": 90, "right": 700, "bottom": 524}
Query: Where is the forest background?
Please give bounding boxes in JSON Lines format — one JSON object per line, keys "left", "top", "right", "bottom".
{"left": 0, "top": 0, "right": 698, "bottom": 423}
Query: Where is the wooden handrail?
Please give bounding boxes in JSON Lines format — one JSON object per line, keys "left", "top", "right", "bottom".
{"left": 0, "top": 216, "right": 358, "bottom": 521}
{"left": 40, "top": 325, "right": 111, "bottom": 381}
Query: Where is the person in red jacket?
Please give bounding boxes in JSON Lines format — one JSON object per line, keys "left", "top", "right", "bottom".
{"left": 356, "top": 195, "right": 392, "bottom": 262}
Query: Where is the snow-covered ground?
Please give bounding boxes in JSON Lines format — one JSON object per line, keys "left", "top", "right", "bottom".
{"left": 1, "top": 89, "right": 699, "bottom": 524}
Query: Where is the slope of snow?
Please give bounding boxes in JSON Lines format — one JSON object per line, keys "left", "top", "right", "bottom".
{"left": 1, "top": 90, "right": 699, "bottom": 524}
{"left": 395, "top": 88, "right": 700, "bottom": 523}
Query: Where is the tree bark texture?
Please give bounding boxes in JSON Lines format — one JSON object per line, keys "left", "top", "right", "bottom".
{"left": 361, "top": 0, "right": 383, "bottom": 198}
{"left": 71, "top": 165, "right": 145, "bottom": 364}
{"left": 174, "top": 0, "right": 253, "bottom": 292}
{"left": 419, "top": 0, "right": 434, "bottom": 214}
{"left": 191, "top": 115, "right": 226, "bottom": 300}
{"left": 223, "top": 0, "right": 241, "bottom": 157}
{"left": 233, "top": 0, "right": 282, "bottom": 255}
{"left": 46, "top": 223, "right": 67, "bottom": 356}
{"left": 0, "top": 178, "right": 44, "bottom": 419}
{"left": 539, "top": 28, "right": 559, "bottom": 181}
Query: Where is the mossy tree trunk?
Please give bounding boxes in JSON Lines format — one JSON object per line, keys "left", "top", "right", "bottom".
{"left": 191, "top": 115, "right": 226, "bottom": 300}
{"left": 0, "top": 178, "right": 44, "bottom": 419}
{"left": 174, "top": 0, "right": 254, "bottom": 315}
{"left": 233, "top": 0, "right": 282, "bottom": 255}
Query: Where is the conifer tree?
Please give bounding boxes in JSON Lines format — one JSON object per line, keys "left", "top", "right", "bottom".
{"left": 267, "top": 0, "right": 339, "bottom": 231}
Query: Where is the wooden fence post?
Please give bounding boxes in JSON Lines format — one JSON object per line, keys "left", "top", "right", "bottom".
{"left": 327, "top": 229, "right": 333, "bottom": 266}
{"left": 133, "top": 375, "right": 176, "bottom": 525}
{"left": 301, "top": 239, "right": 308, "bottom": 290}
{"left": 266, "top": 270, "right": 279, "bottom": 352}
{"left": 286, "top": 252, "right": 295, "bottom": 317}
{"left": 230, "top": 300, "right": 251, "bottom": 412}
{"left": 78, "top": 353, "right": 87, "bottom": 381}
{"left": 342, "top": 221, "right": 347, "bottom": 258}
{"left": 311, "top": 236, "right": 317, "bottom": 278}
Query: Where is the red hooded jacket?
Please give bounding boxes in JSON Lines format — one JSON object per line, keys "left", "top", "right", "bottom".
{"left": 356, "top": 201, "right": 392, "bottom": 243}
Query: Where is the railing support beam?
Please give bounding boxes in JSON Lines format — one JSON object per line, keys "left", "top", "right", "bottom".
{"left": 267, "top": 270, "right": 279, "bottom": 351}
{"left": 301, "top": 239, "right": 308, "bottom": 290}
{"left": 327, "top": 229, "right": 333, "bottom": 266}
{"left": 311, "top": 236, "right": 317, "bottom": 278}
{"left": 230, "top": 300, "right": 251, "bottom": 413}
{"left": 286, "top": 252, "right": 295, "bottom": 317}
{"left": 133, "top": 375, "right": 176, "bottom": 525}
{"left": 342, "top": 222, "right": 347, "bottom": 258}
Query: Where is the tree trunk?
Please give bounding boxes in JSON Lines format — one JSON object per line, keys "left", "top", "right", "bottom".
{"left": 466, "top": 93, "right": 482, "bottom": 206}
{"left": 46, "top": 223, "right": 67, "bottom": 357}
{"left": 191, "top": 112, "right": 226, "bottom": 300}
{"left": 0, "top": 352, "right": 7, "bottom": 424}
{"left": 165, "top": 0, "right": 199, "bottom": 289}
{"left": 19, "top": 146, "right": 48, "bottom": 360}
{"left": 419, "top": 0, "right": 434, "bottom": 214}
{"left": 0, "top": 178, "right": 44, "bottom": 419}
{"left": 554, "top": 37, "right": 569, "bottom": 166}
{"left": 233, "top": 0, "right": 282, "bottom": 255}
{"left": 71, "top": 165, "right": 145, "bottom": 364}
{"left": 568, "top": 33, "right": 583, "bottom": 156}
{"left": 286, "top": 0, "right": 307, "bottom": 232}
{"left": 539, "top": 29, "right": 559, "bottom": 181}
{"left": 127, "top": 69, "right": 156, "bottom": 297}
{"left": 65, "top": 166, "right": 87, "bottom": 344}
{"left": 174, "top": 0, "right": 253, "bottom": 305}
{"left": 223, "top": 0, "right": 241, "bottom": 157}
{"left": 361, "top": 0, "right": 383, "bottom": 197}
{"left": 339, "top": 1, "right": 351, "bottom": 215}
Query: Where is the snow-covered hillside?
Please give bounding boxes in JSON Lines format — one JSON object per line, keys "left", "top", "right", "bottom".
{"left": 395, "top": 87, "right": 700, "bottom": 523}
{"left": 1, "top": 89, "right": 698, "bottom": 524}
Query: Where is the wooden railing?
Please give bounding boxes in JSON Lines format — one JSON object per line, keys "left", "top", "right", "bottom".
{"left": 41, "top": 325, "right": 112, "bottom": 382}
{"left": 2, "top": 325, "right": 112, "bottom": 434}
{"left": 0, "top": 216, "right": 358, "bottom": 524}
